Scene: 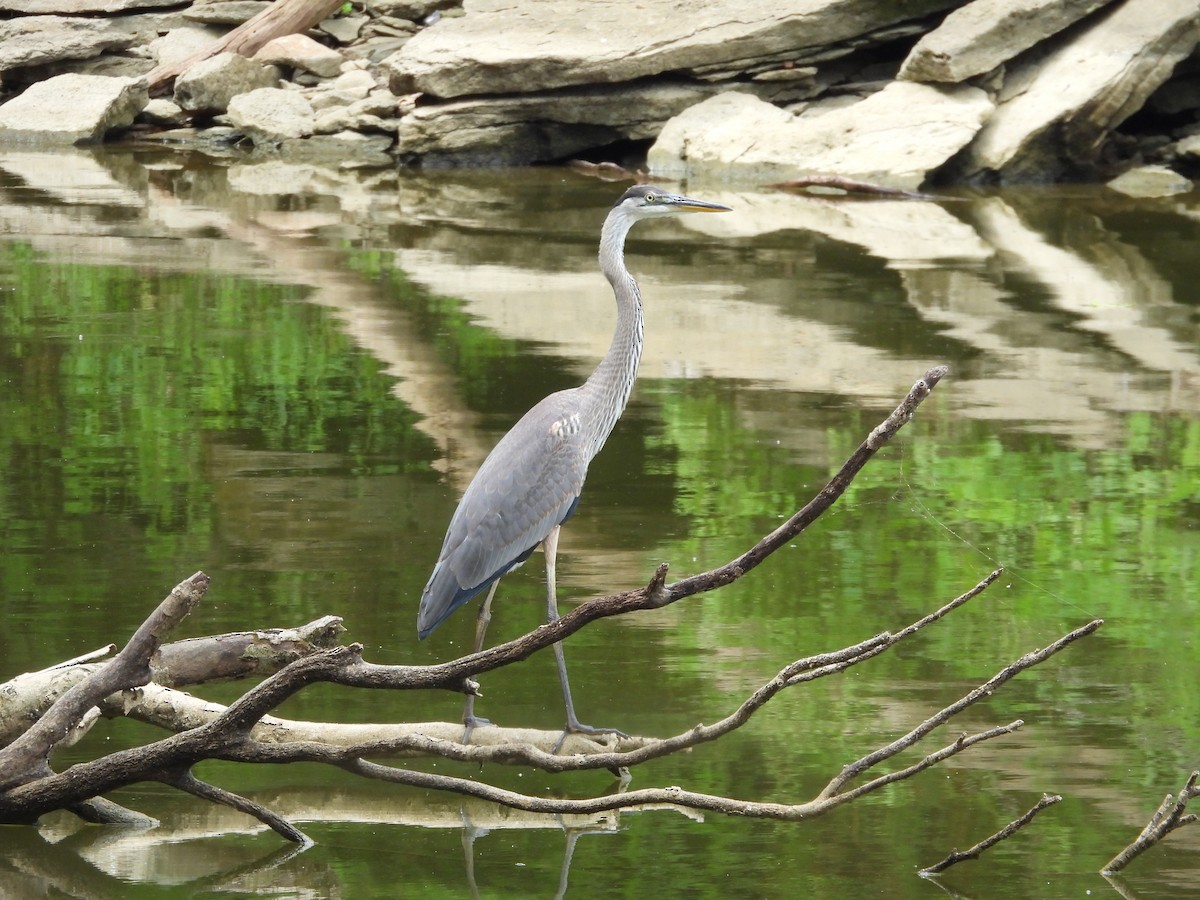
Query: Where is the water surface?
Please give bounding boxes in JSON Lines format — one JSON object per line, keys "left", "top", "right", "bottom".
{"left": 0, "top": 150, "right": 1197, "bottom": 898}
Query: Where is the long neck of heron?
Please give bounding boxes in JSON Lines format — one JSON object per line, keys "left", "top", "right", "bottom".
{"left": 581, "top": 208, "right": 644, "bottom": 460}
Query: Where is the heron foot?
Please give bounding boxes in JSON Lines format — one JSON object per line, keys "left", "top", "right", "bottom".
{"left": 552, "top": 719, "right": 630, "bottom": 753}
{"left": 462, "top": 714, "right": 493, "bottom": 745}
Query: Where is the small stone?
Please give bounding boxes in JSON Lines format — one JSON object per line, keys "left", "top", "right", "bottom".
{"left": 327, "top": 69, "right": 377, "bottom": 100}
{"left": 226, "top": 87, "right": 315, "bottom": 141}
{"left": 319, "top": 14, "right": 367, "bottom": 44}
{"left": 254, "top": 33, "right": 345, "bottom": 79}
{"left": 140, "top": 97, "right": 187, "bottom": 126}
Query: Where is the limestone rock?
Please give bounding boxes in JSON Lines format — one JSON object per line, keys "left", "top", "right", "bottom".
{"left": 385, "top": 0, "right": 961, "bottom": 99}
{"left": 1178, "top": 133, "right": 1200, "bottom": 162}
{"left": 313, "top": 92, "right": 400, "bottom": 134}
{"left": 649, "top": 83, "right": 993, "bottom": 190}
{"left": 183, "top": 0, "right": 270, "bottom": 24}
{"left": 255, "top": 34, "right": 346, "bottom": 79}
{"left": 174, "top": 52, "right": 281, "bottom": 113}
{"left": 0, "top": 74, "right": 147, "bottom": 144}
{"left": 139, "top": 97, "right": 188, "bottom": 126}
{"left": 318, "top": 15, "right": 368, "bottom": 45}
{"left": 0, "top": 0, "right": 180, "bottom": 10}
{"left": 371, "top": 0, "right": 457, "bottom": 20}
{"left": 325, "top": 68, "right": 378, "bottom": 101}
{"left": 1105, "top": 165, "right": 1193, "bottom": 197}
{"left": 149, "top": 26, "right": 227, "bottom": 67}
{"left": 398, "top": 81, "right": 720, "bottom": 166}
{"left": 226, "top": 87, "right": 315, "bottom": 141}
{"left": 958, "top": 0, "right": 1200, "bottom": 181}
{"left": 0, "top": 15, "right": 136, "bottom": 74}
{"left": 899, "top": 0, "right": 1115, "bottom": 83}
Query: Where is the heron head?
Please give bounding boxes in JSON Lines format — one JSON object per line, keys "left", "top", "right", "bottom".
{"left": 613, "top": 184, "right": 731, "bottom": 217}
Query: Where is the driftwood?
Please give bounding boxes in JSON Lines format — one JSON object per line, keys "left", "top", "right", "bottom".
{"left": 767, "top": 175, "right": 954, "bottom": 202}
{"left": 142, "top": 0, "right": 347, "bottom": 96}
{"left": 0, "top": 367, "right": 1105, "bottom": 859}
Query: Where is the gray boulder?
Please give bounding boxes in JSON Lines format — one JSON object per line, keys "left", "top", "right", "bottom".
{"left": 958, "top": 0, "right": 1200, "bottom": 181}
{"left": 898, "top": 0, "right": 1115, "bottom": 83}
{"left": 226, "top": 87, "right": 315, "bottom": 141}
{"left": 0, "top": 73, "right": 147, "bottom": 144}
{"left": 149, "top": 26, "right": 228, "bottom": 67}
{"left": 397, "top": 81, "right": 721, "bottom": 166}
{"left": 0, "top": 0, "right": 181, "bottom": 11}
{"left": 649, "top": 82, "right": 993, "bottom": 189}
{"left": 174, "top": 52, "right": 281, "bottom": 114}
{"left": 0, "top": 15, "right": 136, "bottom": 74}
{"left": 385, "top": 0, "right": 961, "bottom": 98}
{"left": 254, "top": 33, "right": 347, "bottom": 79}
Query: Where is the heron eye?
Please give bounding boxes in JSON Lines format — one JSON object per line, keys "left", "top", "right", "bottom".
{"left": 645, "top": 193, "right": 658, "bottom": 203}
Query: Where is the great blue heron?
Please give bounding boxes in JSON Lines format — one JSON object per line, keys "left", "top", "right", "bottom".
{"left": 417, "top": 184, "right": 731, "bottom": 736}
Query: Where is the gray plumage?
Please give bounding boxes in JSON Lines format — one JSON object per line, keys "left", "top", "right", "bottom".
{"left": 418, "top": 184, "right": 731, "bottom": 642}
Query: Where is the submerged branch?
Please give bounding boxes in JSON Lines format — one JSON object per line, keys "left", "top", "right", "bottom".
{"left": 920, "top": 794, "right": 1063, "bottom": 875}
{"left": 1101, "top": 770, "right": 1200, "bottom": 875}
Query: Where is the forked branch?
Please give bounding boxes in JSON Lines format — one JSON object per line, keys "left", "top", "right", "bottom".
{"left": 1101, "top": 770, "right": 1200, "bottom": 875}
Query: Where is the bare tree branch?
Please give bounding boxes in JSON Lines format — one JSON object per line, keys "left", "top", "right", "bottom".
{"left": 920, "top": 793, "right": 1063, "bottom": 875}
{"left": 1101, "top": 770, "right": 1200, "bottom": 875}
{"left": 818, "top": 617, "right": 1103, "bottom": 801}
{"left": 0, "top": 366, "right": 1102, "bottom": 851}
{"left": 0, "top": 572, "right": 209, "bottom": 791}
{"left": 150, "top": 615, "right": 345, "bottom": 686}
{"left": 206, "top": 604, "right": 1094, "bottom": 827}
{"left": 168, "top": 770, "right": 312, "bottom": 846}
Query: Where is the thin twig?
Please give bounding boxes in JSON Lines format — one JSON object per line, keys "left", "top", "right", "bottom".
{"left": 818, "top": 617, "right": 1103, "bottom": 800}
{"left": 52, "top": 646, "right": 116, "bottom": 669}
{"left": 168, "top": 769, "right": 312, "bottom": 846}
{"left": 920, "top": 794, "right": 1062, "bottom": 875}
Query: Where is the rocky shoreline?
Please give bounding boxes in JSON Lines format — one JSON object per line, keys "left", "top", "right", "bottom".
{"left": 0, "top": 0, "right": 1198, "bottom": 189}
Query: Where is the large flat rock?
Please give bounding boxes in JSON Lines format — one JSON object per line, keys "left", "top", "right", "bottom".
{"left": 958, "top": 0, "right": 1200, "bottom": 180}
{"left": 0, "top": 74, "right": 147, "bottom": 144}
{"left": 386, "top": 0, "right": 961, "bottom": 99}
{"left": 899, "top": 0, "right": 1116, "bottom": 83}
{"left": 397, "top": 81, "right": 721, "bottom": 166}
{"left": 0, "top": 15, "right": 137, "bottom": 73}
{"left": 0, "top": 0, "right": 181, "bottom": 11}
{"left": 648, "top": 83, "right": 993, "bottom": 190}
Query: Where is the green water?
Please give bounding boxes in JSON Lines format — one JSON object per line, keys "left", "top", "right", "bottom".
{"left": 0, "top": 153, "right": 1197, "bottom": 898}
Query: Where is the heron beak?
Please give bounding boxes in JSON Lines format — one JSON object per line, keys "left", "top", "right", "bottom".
{"left": 668, "top": 195, "right": 732, "bottom": 213}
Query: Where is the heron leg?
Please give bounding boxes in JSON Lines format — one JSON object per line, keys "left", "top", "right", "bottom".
{"left": 462, "top": 579, "right": 500, "bottom": 742}
{"left": 544, "top": 525, "right": 629, "bottom": 745}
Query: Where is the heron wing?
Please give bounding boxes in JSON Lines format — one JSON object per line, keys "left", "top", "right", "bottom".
{"left": 418, "top": 391, "right": 590, "bottom": 636}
